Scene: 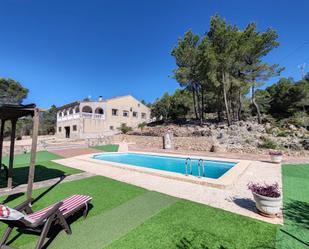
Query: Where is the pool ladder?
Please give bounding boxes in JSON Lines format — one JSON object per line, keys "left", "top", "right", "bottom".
{"left": 185, "top": 158, "right": 205, "bottom": 178}
{"left": 185, "top": 158, "right": 192, "bottom": 176}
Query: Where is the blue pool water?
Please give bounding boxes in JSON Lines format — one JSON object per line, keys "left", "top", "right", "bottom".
{"left": 93, "top": 153, "right": 236, "bottom": 179}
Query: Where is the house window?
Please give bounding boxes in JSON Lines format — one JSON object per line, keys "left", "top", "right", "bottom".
{"left": 123, "top": 110, "right": 129, "bottom": 117}
{"left": 110, "top": 126, "right": 114, "bottom": 130}
{"left": 141, "top": 113, "right": 146, "bottom": 119}
{"left": 133, "top": 111, "right": 138, "bottom": 118}
{"left": 73, "top": 125, "right": 77, "bottom": 131}
{"left": 58, "top": 127, "right": 62, "bottom": 132}
{"left": 112, "top": 109, "right": 118, "bottom": 116}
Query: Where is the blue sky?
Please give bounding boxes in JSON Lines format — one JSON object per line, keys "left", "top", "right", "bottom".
{"left": 1, "top": 0, "right": 309, "bottom": 108}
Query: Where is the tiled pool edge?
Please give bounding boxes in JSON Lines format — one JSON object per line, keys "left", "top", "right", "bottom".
{"left": 77, "top": 152, "right": 251, "bottom": 189}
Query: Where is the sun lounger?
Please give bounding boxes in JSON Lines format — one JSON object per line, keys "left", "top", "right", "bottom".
{"left": 0, "top": 194, "right": 92, "bottom": 249}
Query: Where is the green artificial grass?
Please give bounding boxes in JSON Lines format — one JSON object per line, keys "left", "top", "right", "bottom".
{"left": 2, "top": 151, "right": 63, "bottom": 166}
{"left": 24, "top": 192, "right": 176, "bottom": 249}
{"left": 107, "top": 200, "right": 277, "bottom": 249}
{"left": 276, "top": 164, "right": 309, "bottom": 249}
{"left": 0, "top": 151, "right": 82, "bottom": 188}
{"left": 0, "top": 176, "right": 147, "bottom": 248}
{"left": 0, "top": 175, "right": 278, "bottom": 249}
{"left": 92, "top": 144, "right": 119, "bottom": 152}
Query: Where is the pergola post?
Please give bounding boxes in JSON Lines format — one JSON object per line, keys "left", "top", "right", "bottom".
{"left": 26, "top": 108, "right": 40, "bottom": 200}
{"left": 0, "top": 119, "right": 5, "bottom": 167}
{"left": 7, "top": 118, "right": 17, "bottom": 189}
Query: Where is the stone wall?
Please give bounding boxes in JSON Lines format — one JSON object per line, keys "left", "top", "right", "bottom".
{"left": 2, "top": 142, "right": 46, "bottom": 156}
{"left": 114, "top": 135, "right": 214, "bottom": 152}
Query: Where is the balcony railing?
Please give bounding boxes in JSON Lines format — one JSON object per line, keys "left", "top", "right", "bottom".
{"left": 57, "top": 112, "right": 105, "bottom": 122}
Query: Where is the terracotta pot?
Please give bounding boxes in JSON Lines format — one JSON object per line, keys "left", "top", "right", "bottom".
{"left": 252, "top": 192, "right": 281, "bottom": 217}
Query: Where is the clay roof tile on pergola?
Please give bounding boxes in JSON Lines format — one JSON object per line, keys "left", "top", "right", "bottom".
{"left": 0, "top": 103, "right": 40, "bottom": 200}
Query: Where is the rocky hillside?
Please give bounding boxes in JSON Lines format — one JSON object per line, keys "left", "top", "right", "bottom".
{"left": 128, "top": 121, "right": 309, "bottom": 155}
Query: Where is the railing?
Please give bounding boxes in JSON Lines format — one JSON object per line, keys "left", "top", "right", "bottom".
{"left": 58, "top": 112, "right": 105, "bottom": 122}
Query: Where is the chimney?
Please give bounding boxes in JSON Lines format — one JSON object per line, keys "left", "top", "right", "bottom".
{"left": 98, "top": 96, "right": 103, "bottom": 102}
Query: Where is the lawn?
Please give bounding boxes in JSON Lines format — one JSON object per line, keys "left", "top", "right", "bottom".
{"left": 0, "top": 176, "right": 277, "bottom": 249}
{"left": 276, "top": 164, "right": 309, "bottom": 249}
{"left": 0, "top": 151, "right": 82, "bottom": 188}
{"left": 92, "top": 144, "right": 119, "bottom": 152}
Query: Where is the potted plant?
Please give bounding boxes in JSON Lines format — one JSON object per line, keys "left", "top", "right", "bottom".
{"left": 269, "top": 150, "right": 283, "bottom": 163}
{"left": 248, "top": 182, "right": 281, "bottom": 217}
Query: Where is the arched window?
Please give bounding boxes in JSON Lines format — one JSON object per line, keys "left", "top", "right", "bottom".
{"left": 63, "top": 110, "right": 68, "bottom": 116}
{"left": 82, "top": 106, "right": 93, "bottom": 113}
{"left": 95, "top": 107, "right": 104, "bottom": 114}
{"left": 75, "top": 106, "right": 80, "bottom": 113}
{"left": 58, "top": 112, "right": 63, "bottom": 117}
{"left": 69, "top": 108, "right": 73, "bottom": 114}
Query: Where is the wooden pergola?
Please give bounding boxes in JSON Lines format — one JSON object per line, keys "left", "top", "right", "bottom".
{"left": 0, "top": 104, "right": 40, "bottom": 200}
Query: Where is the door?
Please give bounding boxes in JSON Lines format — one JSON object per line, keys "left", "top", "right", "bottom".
{"left": 65, "top": 126, "right": 70, "bottom": 138}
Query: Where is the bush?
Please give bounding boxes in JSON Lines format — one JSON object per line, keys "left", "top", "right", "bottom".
{"left": 259, "top": 137, "right": 278, "bottom": 149}
{"left": 288, "top": 111, "right": 309, "bottom": 127}
{"left": 118, "top": 123, "right": 132, "bottom": 134}
{"left": 138, "top": 122, "right": 147, "bottom": 131}
{"left": 277, "top": 129, "right": 290, "bottom": 137}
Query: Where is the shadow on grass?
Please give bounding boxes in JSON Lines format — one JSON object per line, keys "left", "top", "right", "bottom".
{"left": 0, "top": 165, "right": 67, "bottom": 188}
{"left": 175, "top": 237, "right": 275, "bottom": 249}
{"left": 176, "top": 237, "right": 228, "bottom": 249}
{"left": 1, "top": 192, "right": 24, "bottom": 204}
{"left": 279, "top": 229, "right": 309, "bottom": 247}
{"left": 284, "top": 199, "right": 309, "bottom": 230}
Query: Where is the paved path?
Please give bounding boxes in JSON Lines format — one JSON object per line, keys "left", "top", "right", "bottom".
{"left": 55, "top": 154, "right": 283, "bottom": 224}
{"left": 48, "top": 148, "right": 101, "bottom": 158}
{"left": 0, "top": 172, "right": 95, "bottom": 197}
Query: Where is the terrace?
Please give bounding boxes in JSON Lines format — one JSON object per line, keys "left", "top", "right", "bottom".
{"left": 0, "top": 145, "right": 308, "bottom": 249}
{"left": 57, "top": 103, "right": 105, "bottom": 122}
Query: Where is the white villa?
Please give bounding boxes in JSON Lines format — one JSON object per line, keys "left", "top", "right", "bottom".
{"left": 56, "top": 95, "right": 151, "bottom": 138}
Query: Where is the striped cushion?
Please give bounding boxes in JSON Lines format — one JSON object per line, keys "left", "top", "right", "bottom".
{"left": 28, "top": 195, "right": 92, "bottom": 221}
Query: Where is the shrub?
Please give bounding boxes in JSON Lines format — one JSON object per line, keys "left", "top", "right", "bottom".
{"left": 248, "top": 182, "right": 281, "bottom": 198}
{"left": 277, "top": 129, "right": 289, "bottom": 137}
{"left": 259, "top": 137, "right": 278, "bottom": 149}
{"left": 118, "top": 123, "right": 132, "bottom": 134}
{"left": 138, "top": 122, "right": 147, "bottom": 131}
{"left": 288, "top": 111, "right": 308, "bottom": 127}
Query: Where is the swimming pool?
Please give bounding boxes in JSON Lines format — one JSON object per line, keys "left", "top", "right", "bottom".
{"left": 93, "top": 153, "right": 236, "bottom": 179}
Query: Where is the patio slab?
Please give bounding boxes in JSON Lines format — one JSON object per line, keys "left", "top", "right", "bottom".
{"left": 54, "top": 152, "right": 283, "bottom": 224}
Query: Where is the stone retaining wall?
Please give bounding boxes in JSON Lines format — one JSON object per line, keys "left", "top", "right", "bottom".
{"left": 113, "top": 135, "right": 214, "bottom": 151}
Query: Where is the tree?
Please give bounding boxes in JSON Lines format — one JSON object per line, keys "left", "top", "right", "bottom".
{"left": 151, "top": 93, "right": 171, "bottom": 121}
{"left": 170, "top": 15, "right": 283, "bottom": 125}
{"left": 169, "top": 89, "right": 192, "bottom": 120}
{"left": 151, "top": 90, "right": 192, "bottom": 122}
{"left": 252, "top": 89, "right": 271, "bottom": 115}
{"left": 171, "top": 30, "right": 202, "bottom": 122}
{"left": 206, "top": 15, "right": 240, "bottom": 126}
{"left": 238, "top": 23, "right": 282, "bottom": 123}
{"left": 40, "top": 105, "right": 57, "bottom": 134}
{"left": 0, "top": 78, "right": 29, "bottom": 104}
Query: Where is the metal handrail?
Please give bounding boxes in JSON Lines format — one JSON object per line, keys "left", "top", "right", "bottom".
{"left": 198, "top": 159, "right": 203, "bottom": 178}
{"left": 185, "top": 158, "right": 192, "bottom": 176}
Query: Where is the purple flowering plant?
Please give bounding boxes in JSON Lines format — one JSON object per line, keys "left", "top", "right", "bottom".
{"left": 269, "top": 150, "right": 283, "bottom": 156}
{"left": 248, "top": 182, "right": 281, "bottom": 198}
